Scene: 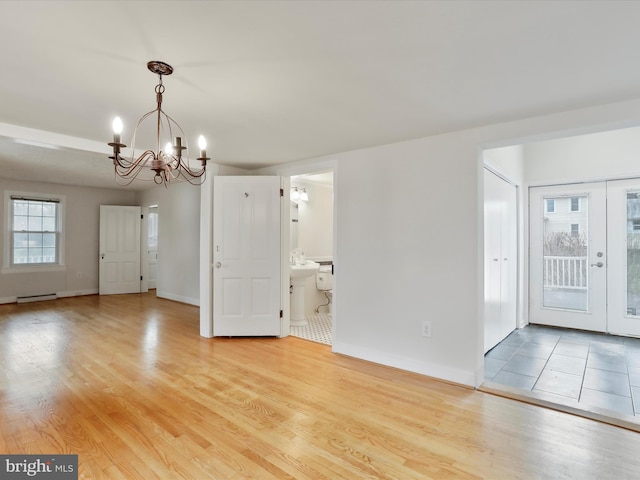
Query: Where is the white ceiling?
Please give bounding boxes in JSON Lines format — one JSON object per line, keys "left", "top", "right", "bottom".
{"left": 3, "top": 1, "right": 640, "bottom": 190}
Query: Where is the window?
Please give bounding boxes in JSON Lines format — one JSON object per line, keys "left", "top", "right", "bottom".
{"left": 571, "top": 223, "right": 579, "bottom": 236}
{"left": 571, "top": 197, "right": 580, "bottom": 212}
{"left": 546, "top": 198, "right": 555, "bottom": 213}
{"left": 10, "top": 196, "right": 59, "bottom": 265}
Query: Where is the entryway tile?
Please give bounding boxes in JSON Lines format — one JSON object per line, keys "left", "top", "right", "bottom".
{"left": 553, "top": 341, "right": 589, "bottom": 359}
{"left": 583, "top": 368, "right": 631, "bottom": 397}
{"left": 534, "top": 369, "right": 582, "bottom": 399}
{"left": 626, "top": 349, "right": 640, "bottom": 368}
{"left": 632, "top": 386, "right": 640, "bottom": 415}
{"left": 484, "top": 357, "right": 507, "bottom": 380}
{"left": 545, "top": 353, "right": 586, "bottom": 376}
{"left": 590, "top": 340, "right": 626, "bottom": 356}
{"left": 491, "top": 370, "right": 537, "bottom": 391}
{"left": 486, "top": 343, "right": 518, "bottom": 361}
{"left": 587, "top": 352, "right": 628, "bottom": 374}
{"left": 515, "top": 342, "right": 555, "bottom": 360}
{"left": 485, "top": 325, "right": 640, "bottom": 419}
{"left": 502, "top": 354, "right": 547, "bottom": 378}
{"left": 528, "top": 333, "right": 561, "bottom": 346}
{"left": 580, "top": 388, "right": 634, "bottom": 416}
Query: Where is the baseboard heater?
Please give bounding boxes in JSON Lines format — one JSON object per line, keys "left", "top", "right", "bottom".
{"left": 16, "top": 293, "right": 58, "bottom": 304}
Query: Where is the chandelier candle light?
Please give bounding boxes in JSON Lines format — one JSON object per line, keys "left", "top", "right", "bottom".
{"left": 108, "top": 61, "right": 209, "bottom": 186}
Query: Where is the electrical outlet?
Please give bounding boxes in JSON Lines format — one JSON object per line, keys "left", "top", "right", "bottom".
{"left": 422, "top": 320, "right": 432, "bottom": 337}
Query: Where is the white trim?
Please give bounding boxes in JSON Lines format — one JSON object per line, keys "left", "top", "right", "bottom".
{"left": 333, "top": 341, "right": 476, "bottom": 388}
{"left": 157, "top": 290, "right": 199, "bottom": 306}
{"left": 57, "top": 288, "right": 98, "bottom": 298}
{"left": 1, "top": 264, "right": 66, "bottom": 274}
{"left": 4, "top": 189, "right": 66, "bottom": 269}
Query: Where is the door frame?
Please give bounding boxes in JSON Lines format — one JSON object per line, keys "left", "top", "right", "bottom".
{"left": 199, "top": 161, "right": 338, "bottom": 341}
{"left": 529, "top": 182, "right": 608, "bottom": 332}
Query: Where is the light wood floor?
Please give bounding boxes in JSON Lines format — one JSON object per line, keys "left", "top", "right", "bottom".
{"left": 2, "top": 294, "right": 640, "bottom": 479}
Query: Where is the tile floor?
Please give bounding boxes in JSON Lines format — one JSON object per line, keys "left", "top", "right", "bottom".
{"left": 290, "top": 313, "right": 332, "bottom": 345}
{"left": 485, "top": 324, "right": 640, "bottom": 418}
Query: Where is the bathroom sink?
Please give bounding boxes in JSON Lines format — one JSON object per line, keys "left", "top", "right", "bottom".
{"left": 290, "top": 260, "right": 320, "bottom": 279}
{"left": 289, "top": 260, "right": 319, "bottom": 327}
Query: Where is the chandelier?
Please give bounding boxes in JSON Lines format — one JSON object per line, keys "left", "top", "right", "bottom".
{"left": 108, "top": 61, "right": 209, "bottom": 186}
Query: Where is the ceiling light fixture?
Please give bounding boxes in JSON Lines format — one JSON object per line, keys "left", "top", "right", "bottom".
{"left": 108, "top": 61, "right": 209, "bottom": 186}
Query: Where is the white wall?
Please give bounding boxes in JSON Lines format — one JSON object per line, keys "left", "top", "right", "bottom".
{"left": 0, "top": 178, "right": 136, "bottom": 302}
{"left": 137, "top": 181, "right": 201, "bottom": 306}
{"left": 524, "top": 125, "right": 640, "bottom": 185}
{"left": 266, "top": 97, "right": 640, "bottom": 387}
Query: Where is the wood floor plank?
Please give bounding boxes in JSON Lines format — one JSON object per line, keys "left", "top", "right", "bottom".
{"left": 2, "top": 293, "right": 640, "bottom": 479}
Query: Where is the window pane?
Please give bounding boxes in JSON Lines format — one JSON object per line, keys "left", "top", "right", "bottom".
{"left": 546, "top": 199, "right": 555, "bottom": 213}
{"left": 28, "top": 202, "right": 43, "bottom": 216}
{"left": 28, "top": 216, "right": 43, "bottom": 231}
{"left": 13, "top": 215, "right": 28, "bottom": 231}
{"left": 28, "top": 247, "right": 43, "bottom": 263}
{"left": 14, "top": 232, "right": 29, "bottom": 247}
{"left": 28, "top": 233, "right": 43, "bottom": 247}
{"left": 42, "top": 217, "right": 56, "bottom": 231}
{"left": 42, "top": 248, "right": 56, "bottom": 262}
{"left": 13, "top": 248, "right": 28, "bottom": 264}
{"left": 42, "top": 233, "right": 56, "bottom": 247}
{"left": 627, "top": 192, "right": 640, "bottom": 316}
{"left": 13, "top": 201, "right": 28, "bottom": 216}
{"left": 42, "top": 203, "right": 56, "bottom": 217}
{"left": 543, "top": 195, "right": 588, "bottom": 311}
{"left": 571, "top": 197, "right": 579, "bottom": 211}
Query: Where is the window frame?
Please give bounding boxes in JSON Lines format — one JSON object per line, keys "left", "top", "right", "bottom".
{"left": 2, "top": 191, "right": 66, "bottom": 274}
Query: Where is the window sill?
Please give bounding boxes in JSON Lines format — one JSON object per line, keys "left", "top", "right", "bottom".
{"left": 1, "top": 264, "right": 66, "bottom": 274}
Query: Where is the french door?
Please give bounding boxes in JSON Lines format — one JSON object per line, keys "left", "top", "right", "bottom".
{"left": 530, "top": 180, "right": 640, "bottom": 337}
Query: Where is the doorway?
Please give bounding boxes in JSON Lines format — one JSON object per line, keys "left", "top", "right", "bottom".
{"left": 288, "top": 170, "right": 334, "bottom": 345}
{"left": 530, "top": 179, "right": 640, "bottom": 337}
{"left": 147, "top": 205, "right": 158, "bottom": 290}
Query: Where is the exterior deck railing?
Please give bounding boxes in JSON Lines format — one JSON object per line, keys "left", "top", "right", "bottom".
{"left": 543, "top": 255, "right": 588, "bottom": 289}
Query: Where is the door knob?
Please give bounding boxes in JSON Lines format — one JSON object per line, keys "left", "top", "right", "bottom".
{"left": 590, "top": 262, "right": 603, "bottom": 268}
{"left": 215, "top": 262, "right": 222, "bottom": 268}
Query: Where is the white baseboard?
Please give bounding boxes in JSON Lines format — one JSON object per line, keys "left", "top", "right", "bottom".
{"left": 1, "top": 289, "right": 98, "bottom": 305}
{"left": 57, "top": 289, "right": 98, "bottom": 298}
{"left": 156, "top": 290, "right": 199, "bottom": 306}
{"left": 332, "top": 340, "right": 476, "bottom": 388}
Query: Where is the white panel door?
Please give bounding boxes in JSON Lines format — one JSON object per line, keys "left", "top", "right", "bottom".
{"left": 99, "top": 205, "right": 141, "bottom": 295}
{"left": 147, "top": 207, "right": 158, "bottom": 289}
{"left": 606, "top": 179, "right": 640, "bottom": 337}
{"left": 529, "top": 183, "right": 607, "bottom": 331}
{"left": 213, "top": 176, "right": 281, "bottom": 336}
{"left": 484, "top": 170, "right": 517, "bottom": 353}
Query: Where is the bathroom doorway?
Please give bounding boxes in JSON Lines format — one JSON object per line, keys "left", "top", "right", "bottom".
{"left": 288, "top": 170, "right": 334, "bottom": 345}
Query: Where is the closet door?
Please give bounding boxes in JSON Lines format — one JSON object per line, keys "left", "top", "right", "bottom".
{"left": 484, "top": 170, "right": 517, "bottom": 353}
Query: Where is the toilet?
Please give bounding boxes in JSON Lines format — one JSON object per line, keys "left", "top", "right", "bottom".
{"left": 315, "top": 265, "right": 333, "bottom": 314}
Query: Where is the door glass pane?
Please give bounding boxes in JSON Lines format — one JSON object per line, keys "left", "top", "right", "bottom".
{"left": 543, "top": 195, "right": 588, "bottom": 311}
{"left": 627, "top": 192, "right": 640, "bottom": 316}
